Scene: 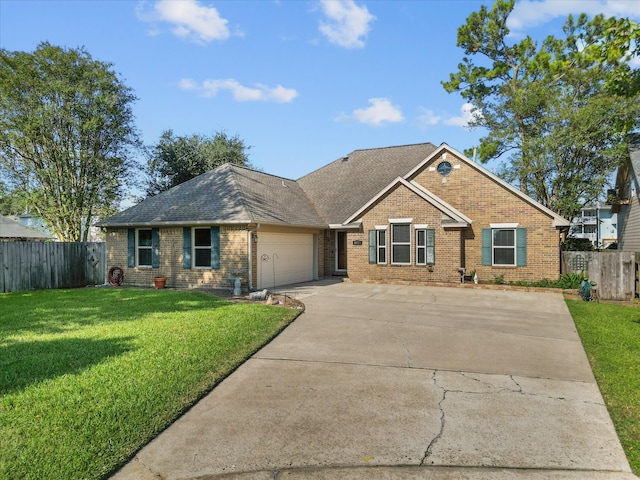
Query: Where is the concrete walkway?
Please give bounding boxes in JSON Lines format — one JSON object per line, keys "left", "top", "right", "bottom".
{"left": 112, "top": 282, "right": 636, "bottom": 479}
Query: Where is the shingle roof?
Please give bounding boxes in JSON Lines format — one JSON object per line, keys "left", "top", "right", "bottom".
{"left": 0, "top": 215, "right": 55, "bottom": 239}
{"left": 297, "top": 143, "right": 437, "bottom": 224}
{"left": 97, "top": 164, "right": 326, "bottom": 227}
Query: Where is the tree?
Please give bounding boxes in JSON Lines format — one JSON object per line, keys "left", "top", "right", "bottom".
{"left": 442, "top": 0, "right": 640, "bottom": 220}
{"left": 145, "top": 130, "right": 252, "bottom": 196}
{"left": 0, "top": 42, "right": 140, "bottom": 241}
{"left": 0, "top": 181, "right": 28, "bottom": 216}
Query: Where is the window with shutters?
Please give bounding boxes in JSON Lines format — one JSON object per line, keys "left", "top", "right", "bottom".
{"left": 416, "top": 228, "right": 435, "bottom": 265}
{"left": 193, "top": 227, "right": 212, "bottom": 268}
{"left": 137, "top": 229, "right": 153, "bottom": 267}
{"left": 482, "top": 226, "right": 526, "bottom": 267}
{"left": 493, "top": 229, "right": 516, "bottom": 266}
{"left": 391, "top": 224, "right": 411, "bottom": 264}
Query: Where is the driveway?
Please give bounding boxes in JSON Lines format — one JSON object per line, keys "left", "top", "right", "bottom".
{"left": 112, "top": 282, "right": 635, "bottom": 479}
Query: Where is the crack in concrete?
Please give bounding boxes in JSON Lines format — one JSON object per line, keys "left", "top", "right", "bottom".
{"left": 421, "top": 370, "right": 446, "bottom": 465}
{"left": 135, "top": 456, "right": 164, "bottom": 479}
{"left": 386, "top": 321, "right": 413, "bottom": 368}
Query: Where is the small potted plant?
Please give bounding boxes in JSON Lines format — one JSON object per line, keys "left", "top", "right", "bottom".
{"left": 153, "top": 272, "right": 167, "bottom": 289}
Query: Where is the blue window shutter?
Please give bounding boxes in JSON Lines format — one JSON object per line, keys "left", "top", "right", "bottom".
{"left": 127, "top": 228, "right": 135, "bottom": 267}
{"left": 516, "top": 228, "right": 527, "bottom": 266}
{"left": 481, "top": 228, "right": 492, "bottom": 266}
{"left": 211, "top": 226, "right": 220, "bottom": 270}
{"left": 151, "top": 228, "right": 160, "bottom": 268}
{"left": 182, "top": 227, "right": 191, "bottom": 268}
{"left": 368, "top": 230, "right": 376, "bottom": 264}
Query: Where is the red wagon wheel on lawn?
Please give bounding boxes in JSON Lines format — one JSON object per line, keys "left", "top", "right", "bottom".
{"left": 108, "top": 266, "right": 124, "bottom": 286}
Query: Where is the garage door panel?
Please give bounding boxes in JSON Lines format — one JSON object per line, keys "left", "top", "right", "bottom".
{"left": 257, "top": 233, "right": 314, "bottom": 288}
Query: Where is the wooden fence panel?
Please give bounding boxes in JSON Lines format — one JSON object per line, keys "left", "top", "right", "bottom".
{"left": 0, "top": 242, "right": 106, "bottom": 293}
{"left": 563, "top": 251, "right": 636, "bottom": 301}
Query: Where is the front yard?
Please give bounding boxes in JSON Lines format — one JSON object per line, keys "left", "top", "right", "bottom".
{"left": 0, "top": 288, "right": 300, "bottom": 480}
{"left": 2, "top": 288, "right": 638, "bottom": 478}
{"left": 566, "top": 298, "right": 640, "bottom": 475}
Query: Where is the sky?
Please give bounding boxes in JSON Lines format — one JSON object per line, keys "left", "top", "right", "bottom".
{"left": 1, "top": 0, "right": 640, "bottom": 190}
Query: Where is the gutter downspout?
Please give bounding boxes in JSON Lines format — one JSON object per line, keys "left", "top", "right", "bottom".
{"left": 247, "top": 223, "right": 260, "bottom": 290}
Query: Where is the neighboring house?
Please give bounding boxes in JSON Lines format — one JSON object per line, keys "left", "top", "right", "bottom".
{"left": 97, "top": 143, "right": 570, "bottom": 290}
{"left": 569, "top": 205, "right": 617, "bottom": 248}
{"left": 0, "top": 214, "right": 55, "bottom": 241}
{"left": 611, "top": 133, "right": 640, "bottom": 252}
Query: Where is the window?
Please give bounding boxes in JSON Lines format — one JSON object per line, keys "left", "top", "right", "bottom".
{"left": 391, "top": 224, "right": 411, "bottom": 264}
{"left": 493, "top": 229, "right": 515, "bottom": 266}
{"left": 416, "top": 228, "right": 435, "bottom": 265}
{"left": 193, "top": 228, "right": 212, "bottom": 268}
{"left": 368, "top": 228, "right": 387, "bottom": 264}
{"left": 377, "top": 230, "right": 387, "bottom": 264}
{"left": 482, "top": 227, "right": 527, "bottom": 267}
{"left": 137, "top": 229, "right": 153, "bottom": 267}
{"left": 182, "top": 226, "right": 220, "bottom": 270}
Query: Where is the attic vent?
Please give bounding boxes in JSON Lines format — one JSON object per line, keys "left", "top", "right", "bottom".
{"left": 342, "top": 156, "right": 349, "bottom": 161}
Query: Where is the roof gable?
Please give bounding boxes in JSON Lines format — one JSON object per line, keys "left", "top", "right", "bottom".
{"left": 297, "top": 143, "right": 437, "bottom": 224}
{"left": 405, "top": 144, "right": 570, "bottom": 228}
{"left": 345, "top": 177, "right": 471, "bottom": 226}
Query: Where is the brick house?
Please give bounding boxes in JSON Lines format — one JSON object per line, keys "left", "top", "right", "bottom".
{"left": 97, "top": 142, "right": 570, "bottom": 290}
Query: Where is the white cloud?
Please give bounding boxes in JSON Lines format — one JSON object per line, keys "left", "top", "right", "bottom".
{"left": 137, "top": 0, "right": 230, "bottom": 44}
{"left": 509, "top": 0, "right": 640, "bottom": 31}
{"left": 417, "top": 108, "right": 441, "bottom": 128}
{"left": 179, "top": 78, "right": 298, "bottom": 103}
{"left": 347, "top": 98, "right": 404, "bottom": 126}
{"left": 444, "top": 103, "right": 480, "bottom": 127}
{"left": 318, "top": 0, "right": 375, "bottom": 49}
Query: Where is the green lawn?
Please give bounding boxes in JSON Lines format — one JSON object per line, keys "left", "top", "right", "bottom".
{"left": 566, "top": 299, "right": 640, "bottom": 475}
{"left": 0, "top": 288, "right": 300, "bottom": 480}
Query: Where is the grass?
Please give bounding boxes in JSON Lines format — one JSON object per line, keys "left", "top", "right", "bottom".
{"left": 566, "top": 299, "right": 640, "bottom": 475}
{"left": 0, "top": 288, "right": 300, "bottom": 480}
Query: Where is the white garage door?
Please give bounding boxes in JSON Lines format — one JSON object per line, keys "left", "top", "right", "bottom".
{"left": 257, "top": 233, "right": 314, "bottom": 289}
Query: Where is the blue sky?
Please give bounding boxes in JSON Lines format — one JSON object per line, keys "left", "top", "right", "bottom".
{"left": 1, "top": 0, "right": 639, "bottom": 185}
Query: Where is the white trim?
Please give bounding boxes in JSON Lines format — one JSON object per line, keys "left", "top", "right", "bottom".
{"left": 376, "top": 229, "right": 387, "bottom": 264}
{"left": 390, "top": 223, "right": 411, "bottom": 265}
{"left": 375, "top": 225, "right": 388, "bottom": 230}
{"left": 409, "top": 181, "right": 473, "bottom": 224}
{"left": 345, "top": 177, "right": 471, "bottom": 226}
{"left": 403, "top": 143, "right": 571, "bottom": 228}
{"left": 389, "top": 217, "right": 413, "bottom": 223}
{"left": 414, "top": 224, "right": 428, "bottom": 229}
{"left": 329, "top": 222, "right": 360, "bottom": 230}
{"left": 490, "top": 223, "right": 519, "bottom": 229}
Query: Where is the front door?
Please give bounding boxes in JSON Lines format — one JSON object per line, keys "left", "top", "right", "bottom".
{"left": 337, "top": 231, "right": 347, "bottom": 271}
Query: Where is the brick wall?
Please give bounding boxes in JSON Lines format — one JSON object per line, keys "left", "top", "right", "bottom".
{"left": 346, "top": 183, "right": 464, "bottom": 283}
{"left": 410, "top": 152, "right": 562, "bottom": 283}
{"left": 106, "top": 226, "right": 249, "bottom": 289}
{"left": 342, "top": 151, "right": 563, "bottom": 285}
{"left": 107, "top": 224, "right": 326, "bottom": 290}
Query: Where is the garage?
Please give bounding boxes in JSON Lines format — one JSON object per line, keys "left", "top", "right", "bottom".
{"left": 257, "top": 233, "right": 315, "bottom": 289}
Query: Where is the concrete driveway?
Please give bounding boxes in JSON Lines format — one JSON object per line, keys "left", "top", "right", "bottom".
{"left": 112, "top": 282, "right": 635, "bottom": 479}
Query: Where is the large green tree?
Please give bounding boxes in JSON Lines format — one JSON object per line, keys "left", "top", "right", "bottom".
{"left": 145, "top": 130, "right": 252, "bottom": 197}
{"left": 0, "top": 42, "right": 140, "bottom": 241}
{"left": 443, "top": 0, "right": 640, "bottom": 220}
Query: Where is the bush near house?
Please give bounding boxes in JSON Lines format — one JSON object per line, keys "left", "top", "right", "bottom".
{"left": 0, "top": 288, "right": 300, "bottom": 480}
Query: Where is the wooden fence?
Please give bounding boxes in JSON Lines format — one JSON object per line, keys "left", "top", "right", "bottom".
{"left": 562, "top": 251, "right": 636, "bottom": 301}
{"left": 0, "top": 242, "right": 106, "bottom": 293}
